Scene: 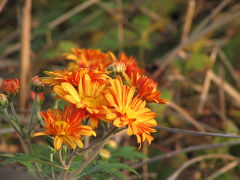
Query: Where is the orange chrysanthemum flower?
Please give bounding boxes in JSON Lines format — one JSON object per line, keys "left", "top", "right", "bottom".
{"left": 123, "top": 71, "right": 167, "bottom": 104}
{"left": 53, "top": 73, "right": 110, "bottom": 128}
{"left": 33, "top": 105, "right": 96, "bottom": 150}
{"left": 119, "top": 53, "right": 144, "bottom": 76}
{"left": 105, "top": 76, "right": 157, "bottom": 145}
{"left": 42, "top": 68, "right": 107, "bottom": 86}
{"left": 65, "top": 48, "right": 116, "bottom": 71}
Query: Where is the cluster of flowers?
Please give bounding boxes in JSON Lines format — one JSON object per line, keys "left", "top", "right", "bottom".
{"left": 35, "top": 48, "right": 167, "bottom": 150}
{"left": 0, "top": 48, "right": 167, "bottom": 151}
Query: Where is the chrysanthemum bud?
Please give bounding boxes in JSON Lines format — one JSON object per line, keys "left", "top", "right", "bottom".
{"left": 48, "top": 146, "right": 56, "bottom": 154}
{"left": 99, "top": 148, "right": 111, "bottom": 159}
{"left": 0, "top": 94, "right": 9, "bottom": 109}
{"left": 31, "top": 91, "right": 44, "bottom": 105}
{"left": 31, "top": 76, "right": 44, "bottom": 93}
{"left": 107, "top": 140, "right": 117, "bottom": 149}
{"left": 1, "top": 79, "right": 20, "bottom": 99}
{"left": 107, "top": 61, "right": 126, "bottom": 73}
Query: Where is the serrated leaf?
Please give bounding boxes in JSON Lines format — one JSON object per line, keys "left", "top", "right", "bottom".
{"left": 79, "top": 161, "right": 140, "bottom": 179}
{"left": 4, "top": 153, "right": 65, "bottom": 169}
{"left": 112, "top": 146, "right": 147, "bottom": 160}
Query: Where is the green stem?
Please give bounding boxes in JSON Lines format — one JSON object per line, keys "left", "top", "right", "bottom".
{"left": 9, "top": 101, "right": 20, "bottom": 123}
{"left": 2, "top": 109, "right": 24, "bottom": 138}
{"left": 26, "top": 139, "right": 42, "bottom": 179}
{"left": 66, "top": 127, "right": 118, "bottom": 179}
{"left": 28, "top": 93, "right": 38, "bottom": 136}
{"left": 50, "top": 152, "right": 56, "bottom": 180}
{"left": 2, "top": 109, "right": 42, "bottom": 179}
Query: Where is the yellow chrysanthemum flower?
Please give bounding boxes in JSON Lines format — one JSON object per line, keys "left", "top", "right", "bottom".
{"left": 53, "top": 73, "right": 110, "bottom": 129}
{"left": 32, "top": 105, "right": 96, "bottom": 150}
{"left": 105, "top": 76, "right": 157, "bottom": 145}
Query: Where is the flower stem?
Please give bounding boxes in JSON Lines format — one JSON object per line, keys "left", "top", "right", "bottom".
{"left": 9, "top": 101, "right": 20, "bottom": 123}
{"left": 2, "top": 109, "right": 24, "bottom": 138}
{"left": 28, "top": 93, "right": 37, "bottom": 136}
{"left": 66, "top": 127, "right": 118, "bottom": 179}
{"left": 2, "top": 109, "right": 42, "bottom": 178}
{"left": 26, "top": 139, "right": 42, "bottom": 179}
{"left": 50, "top": 152, "right": 56, "bottom": 180}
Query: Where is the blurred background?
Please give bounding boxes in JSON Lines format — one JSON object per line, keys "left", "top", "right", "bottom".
{"left": 1, "top": 0, "right": 240, "bottom": 179}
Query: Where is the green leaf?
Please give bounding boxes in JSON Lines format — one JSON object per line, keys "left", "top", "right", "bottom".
{"left": 111, "top": 146, "right": 147, "bottom": 160}
{"left": 58, "top": 41, "right": 78, "bottom": 52}
{"left": 79, "top": 161, "right": 140, "bottom": 179}
{"left": 186, "top": 53, "right": 210, "bottom": 72}
{"left": 3, "top": 153, "right": 65, "bottom": 169}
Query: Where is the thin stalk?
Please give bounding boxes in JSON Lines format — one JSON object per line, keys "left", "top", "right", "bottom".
{"left": 66, "top": 127, "right": 117, "bottom": 179}
{"left": 2, "top": 109, "right": 24, "bottom": 138}
{"left": 26, "top": 139, "right": 42, "bottom": 179}
{"left": 50, "top": 152, "right": 56, "bottom": 180}
{"left": 155, "top": 126, "right": 240, "bottom": 138}
{"left": 58, "top": 148, "right": 66, "bottom": 167}
{"left": 9, "top": 101, "right": 20, "bottom": 123}
{"left": 58, "top": 148, "right": 68, "bottom": 180}
{"left": 2, "top": 109, "right": 42, "bottom": 178}
{"left": 28, "top": 93, "right": 37, "bottom": 136}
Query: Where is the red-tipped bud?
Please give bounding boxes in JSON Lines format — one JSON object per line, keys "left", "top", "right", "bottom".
{"left": 107, "top": 61, "right": 126, "bottom": 73}
{"left": 0, "top": 94, "right": 9, "bottom": 109}
{"left": 31, "top": 76, "right": 44, "bottom": 93}
{"left": 31, "top": 91, "right": 44, "bottom": 105}
{"left": 1, "top": 79, "right": 20, "bottom": 98}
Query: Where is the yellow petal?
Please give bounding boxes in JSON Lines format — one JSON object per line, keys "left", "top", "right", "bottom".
{"left": 32, "top": 131, "right": 48, "bottom": 137}
{"left": 54, "top": 136, "right": 63, "bottom": 150}
{"left": 73, "top": 138, "right": 84, "bottom": 148}
{"left": 63, "top": 136, "right": 76, "bottom": 149}
{"left": 61, "top": 82, "right": 80, "bottom": 102}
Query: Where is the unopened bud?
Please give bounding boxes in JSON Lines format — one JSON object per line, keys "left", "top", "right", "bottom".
{"left": 31, "top": 91, "right": 44, "bottom": 105}
{"left": 1, "top": 79, "right": 20, "bottom": 99}
{"left": 107, "top": 140, "right": 117, "bottom": 149}
{"left": 107, "top": 61, "right": 126, "bottom": 73}
{"left": 48, "top": 146, "right": 56, "bottom": 153}
{"left": 99, "top": 148, "right": 111, "bottom": 159}
{"left": 0, "top": 94, "right": 9, "bottom": 109}
{"left": 31, "top": 76, "right": 44, "bottom": 93}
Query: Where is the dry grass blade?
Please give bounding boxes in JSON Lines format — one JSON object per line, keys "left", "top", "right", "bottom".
{"left": 197, "top": 47, "right": 219, "bottom": 114}
{"left": 48, "top": 0, "right": 101, "bottom": 29}
{"left": 167, "top": 154, "right": 238, "bottom": 180}
{"left": 192, "top": 0, "right": 232, "bottom": 35}
{"left": 205, "top": 161, "right": 239, "bottom": 180}
{"left": 155, "top": 126, "right": 240, "bottom": 138}
{"left": 181, "top": 0, "right": 196, "bottom": 42}
{"left": 152, "top": 6, "right": 240, "bottom": 79}
{"left": 167, "top": 102, "right": 205, "bottom": 131}
{"left": 210, "top": 70, "right": 240, "bottom": 107}
{"left": 20, "top": 0, "right": 32, "bottom": 110}
{"left": 0, "top": 0, "right": 8, "bottom": 13}
{"left": 131, "top": 140, "right": 240, "bottom": 169}
{"left": 219, "top": 49, "right": 240, "bottom": 89}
